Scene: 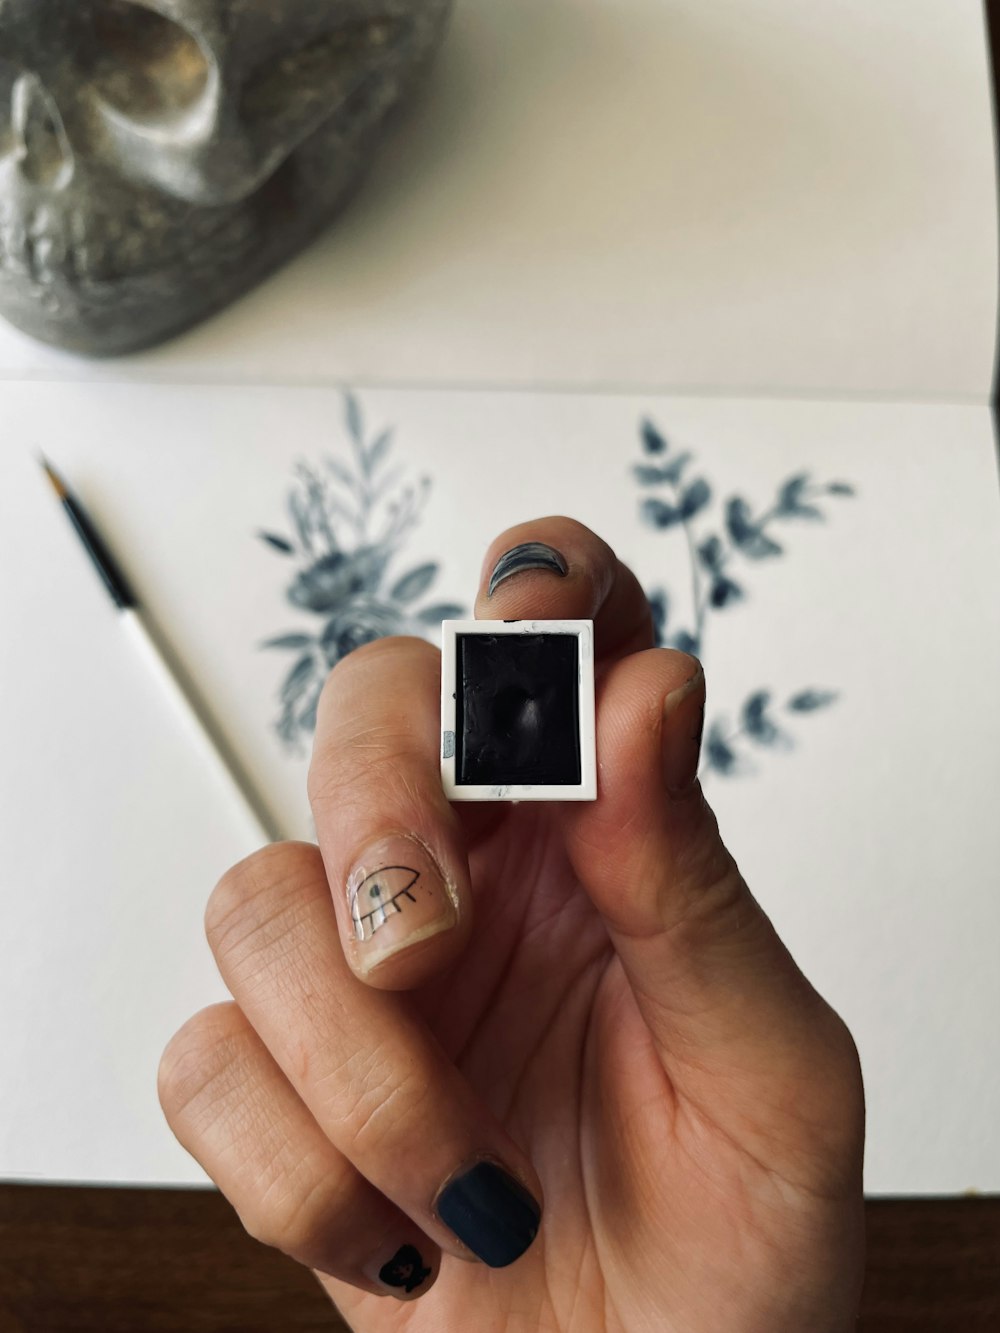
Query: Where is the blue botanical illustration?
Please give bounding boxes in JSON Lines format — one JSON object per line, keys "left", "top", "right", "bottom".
{"left": 635, "top": 418, "right": 856, "bottom": 776}
{"left": 259, "top": 393, "right": 464, "bottom": 747}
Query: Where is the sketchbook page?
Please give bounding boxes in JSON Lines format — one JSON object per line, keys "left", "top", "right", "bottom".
{"left": 1, "top": 381, "right": 998, "bottom": 1193}
{"left": 0, "top": 0, "right": 995, "bottom": 400}
{"left": 0, "top": 444, "right": 256, "bottom": 1187}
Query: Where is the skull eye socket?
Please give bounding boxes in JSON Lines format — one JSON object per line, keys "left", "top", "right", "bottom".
{"left": 87, "top": 1, "right": 211, "bottom": 125}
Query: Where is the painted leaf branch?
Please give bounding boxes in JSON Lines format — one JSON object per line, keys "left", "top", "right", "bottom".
{"left": 636, "top": 417, "right": 854, "bottom": 776}
{"left": 704, "top": 688, "right": 840, "bottom": 775}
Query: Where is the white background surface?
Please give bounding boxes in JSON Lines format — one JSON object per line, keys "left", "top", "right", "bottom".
{"left": 0, "top": 0, "right": 995, "bottom": 399}
{"left": 1, "top": 384, "right": 999, "bottom": 1193}
{"left": 0, "top": 0, "right": 997, "bottom": 1198}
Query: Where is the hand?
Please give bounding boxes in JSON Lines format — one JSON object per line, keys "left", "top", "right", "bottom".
{"left": 159, "top": 517, "right": 865, "bottom": 1332}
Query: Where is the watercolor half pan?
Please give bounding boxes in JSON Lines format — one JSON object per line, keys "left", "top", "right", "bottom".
{"left": 441, "top": 620, "right": 597, "bottom": 802}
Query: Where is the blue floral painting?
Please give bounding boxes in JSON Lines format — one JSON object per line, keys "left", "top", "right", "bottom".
{"left": 259, "top": 393, "right": 464, "bottom": 746}
{"left": 261, "top": 394, "right": 856, "bottom": 774}
{"left": 635, "top": 417, "right": 855, "bottom": 776}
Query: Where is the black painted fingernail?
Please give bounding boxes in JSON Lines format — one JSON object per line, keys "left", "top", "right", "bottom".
{"left": 488, "top": 542, "right": 568, "bottom": 597}
{"left": 369, "top": 1241, "right": 436, "bottom": 1299}
{"left": 435, "top": 1161, "right": 541, "bottom": 1268}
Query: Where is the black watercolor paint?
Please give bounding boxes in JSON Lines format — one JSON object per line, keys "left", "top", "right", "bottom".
{"left": 456, "top": 633, "right": 581, "bottom": 786}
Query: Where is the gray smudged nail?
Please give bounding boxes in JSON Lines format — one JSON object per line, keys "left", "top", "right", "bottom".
{"left": 488, "top": 543, "right": 568, "bottom": 598}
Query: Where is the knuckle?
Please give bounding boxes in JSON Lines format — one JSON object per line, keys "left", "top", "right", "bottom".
{"left": 316, "top": 635, "right": 437, "bottom": 720}
{"left": 307, "top": 734, "right": 426, "bottom": 823}
{"left": 157, "top": 1002, "right": 247, "bottom": 1123}
{"left": 242, "top": 1174, "right": 343, "bottom": 1262}
{"left": 308, "top": 636, "right": 441, "bottom": 812}
{"left": 340, "top": 1055, "right": 432, "bottom": 1159}
{"left": 307, "top": 716, "right": 390, "bottom": 808}
{"left": 204, "top": 841, "right": 322, "bottom": 967}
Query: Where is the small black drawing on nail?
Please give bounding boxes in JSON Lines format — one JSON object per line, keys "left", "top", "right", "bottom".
{"left": 379, "top": 1243, "right": 431, "bottom": 1292}
{"left": 488, "top": 541, "right": 569, "bottom": 598}
{"left": 348, "top": 865, "right": 420, "bottom": 942}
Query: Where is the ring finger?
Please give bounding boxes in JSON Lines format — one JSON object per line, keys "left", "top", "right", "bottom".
{"left": 201, "top": 840, "right": 544, "bottom": 1270}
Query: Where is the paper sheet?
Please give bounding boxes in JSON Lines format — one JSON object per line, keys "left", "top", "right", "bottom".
{"left": 1, "top": 382, "right": 998, "bottom": 1192}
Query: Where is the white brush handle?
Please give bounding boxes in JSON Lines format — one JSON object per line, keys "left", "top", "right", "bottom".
{"left": 121, "top": 609, "right": 281, "bottom": 846}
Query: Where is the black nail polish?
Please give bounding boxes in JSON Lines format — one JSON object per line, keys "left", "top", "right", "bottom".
{"left": 488, "top": 542, "right": 568, "bottom": 597}
{"left": 379, "top": 1244, "right": 432, "bottom": 1294}
{"left": 436, "top": 1161, "right": 541, "bottom": 1268}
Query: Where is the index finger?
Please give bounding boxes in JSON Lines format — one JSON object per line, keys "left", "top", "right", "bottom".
{"left": 474, "top": 517, "right": 655, "bottom": 664}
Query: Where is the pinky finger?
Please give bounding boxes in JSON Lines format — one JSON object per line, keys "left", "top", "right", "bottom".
{"left": 158, "top": 1001, "right": 441, "bottom": 1303}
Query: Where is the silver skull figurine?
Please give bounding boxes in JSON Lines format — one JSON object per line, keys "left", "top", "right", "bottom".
{"left": 0, "top": 0, "right": 451, "bottom": 356}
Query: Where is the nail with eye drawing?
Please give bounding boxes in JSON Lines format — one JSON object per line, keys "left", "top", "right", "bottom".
{"left": 345, "top": 836, "right": 458, "bottom": 974}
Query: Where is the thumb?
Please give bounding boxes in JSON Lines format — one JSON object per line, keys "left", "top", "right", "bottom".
{"left": 560, "top": 649, "right": 863, "bottom": 1181}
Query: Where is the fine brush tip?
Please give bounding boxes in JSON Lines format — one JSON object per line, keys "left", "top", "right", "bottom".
{"left": 37, "top": 452, "right": 68, "bottom": 501}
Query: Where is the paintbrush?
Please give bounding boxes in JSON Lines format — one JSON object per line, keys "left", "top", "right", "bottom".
{"left": 40, "top": 455, "right": 282, "bottom": 845}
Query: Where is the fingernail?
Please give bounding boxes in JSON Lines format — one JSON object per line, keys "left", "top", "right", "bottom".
{"left": 435, "top": 1160, "right": 541, "bottom": 1268}
{"left": 488, "top": 542, "right": 568, "bottom": 597}
{"left": 365, "top": 1240, "right": 437, "bottom": 1300}
{"left": 346, "top": 835, "right": 458, "bottom": 975}
{"left": 662, "top": 661, "right": 706, "bottom": 799}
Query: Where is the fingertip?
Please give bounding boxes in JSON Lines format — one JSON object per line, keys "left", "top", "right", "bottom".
{"left": 433, "top": 1157, "right": 543, "bottom": 1270}
{"left": 360, "top": 1237, "right": 443, "bottom": 1301}
{"left": 472, "top": 519, "right": 655, "bottom": 662}
{"left": 341, "top": 831, "right": 472, "bottom": 991}
{"left": 588, "top": 648, "right": 704, "bottom": 800}
{"left": 350, "top": 898, "right": 469, "bottom": 991}
{"left": 559, "top": 647, "right": 717, "bottom": 928}
{"left": 476, "top": 516, "right": 608, "bottom": 595}
{"left": 474, "top": 516, "right": 606, "bottom": 621}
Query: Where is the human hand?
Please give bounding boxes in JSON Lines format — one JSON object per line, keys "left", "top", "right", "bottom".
{"left": 159, "top": 517, "right": 865, "bottom": 1332}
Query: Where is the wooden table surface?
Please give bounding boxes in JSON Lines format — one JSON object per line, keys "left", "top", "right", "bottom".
{"left": 1, "top": 1185, "right": 998, "bottom": 1331}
